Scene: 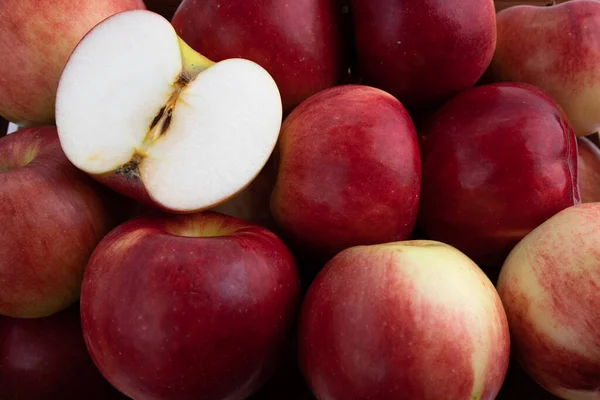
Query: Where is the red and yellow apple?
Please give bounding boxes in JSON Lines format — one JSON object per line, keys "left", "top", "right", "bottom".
{"left": 81, "top": 212, "right": 301, "bottom": 400}
{"left": 298, "top": 240, "right": 510, "bottom": 400}
{"left": 271, "top": 84, "right": 421, "bottom": 260}
{"left": 0, "top": 0, "right": 145, "bottom": 126}
{"left": 577, "top": 136, "right": 600, "bottom": 203}
{"left": 172, "top": 0, "right": 349, "bottom": 113}
{"left": 497, "top": 202, "right": 600, "bottom": 400}
{"left": 350, "top": 0, "right": 497, "bottom": 110}
{"left": 0, "top": 305, "right": 125, "bottom": 400}
{"left": 418, "top": 82, "right": 580, "bottom": 269}
{"left": 487, "top": 0, "right": 600, "bottom": 136}
{"left": 0, "top": 126, "right": 121, "bottom": 318}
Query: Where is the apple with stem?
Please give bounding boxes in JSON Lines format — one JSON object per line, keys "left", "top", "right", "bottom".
{"left": 271, "top": 84, "right": 421, "bottom": 261}
{"left": 81, "top": 211, "right": 301, "bottom": 400}
{"left": 497, "top": 203, "right": 600, "bottom": 400}
{"left": 0, "top": 0, "right": 145, "bottom": 126}
{"left": 418, "top": 82, "right": 580, "bottom": 269}
{"left": 0, "top": 126, "right": 122, "bottom": 318}
{"left": 486, "top": 0, "right": 600, "bottom": 136}
{"left": 349, "top": 0, "right": 497, "bottom": 111}
{"left": 0, "top": 305, "right": 126, "bottom": 400}
{"left": 171, "top": 0, "right": 350, "bottom": 113}
{"left": 55, "top": 10, "right": 283, "bottom": 214}
{"left": 298, "top": 240, "right": 510, "bottom": 400}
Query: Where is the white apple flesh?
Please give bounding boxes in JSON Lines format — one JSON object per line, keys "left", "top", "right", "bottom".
{"left": 56, "top": 10, "right": 282, "bottom": 213}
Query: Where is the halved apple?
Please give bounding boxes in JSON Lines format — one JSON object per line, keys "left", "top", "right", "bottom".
{"left": 56, "top": 10, "right": 282, "bottom": 213}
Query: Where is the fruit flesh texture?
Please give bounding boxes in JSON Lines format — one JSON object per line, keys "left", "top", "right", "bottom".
{"left": 299, "top": 241, "right": 510, "bottom": 400}
{"left": 0, "top": 0, "right": 146, "bottom": 125}
{"left": 418, "top": 83, "right": 579, "bottom": 268}
{"left": 56, "top": 10, "right": 282, "bottom": 213}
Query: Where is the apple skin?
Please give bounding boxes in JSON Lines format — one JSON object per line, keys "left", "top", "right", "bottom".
{"left": 577, "top": 136, "right": 600, "bottom": 203}
{"left": 0, "top": 305, "right": 126, "bottom": 400}
{"left": 418, "top": 82, "right": 580, "bottom": 269}
{"left": 144, "top": 0, "right": 181, "bottom": 19}
{"left": 349, "top": 0, "right": 496, "bottom": 111}
{"left": 171, "top": 0, "right": 349, "bottom": 113}
{"left": 497, "top": 203, "right": 600, "bottom": 400}
{"left": 80, "top": 212, "right": 301, "bottom": 400}
{"left": 0, "top": 0, "right": 146, "bottom": 126}
{"left": 486, "top": 0, "right": 600, "bottom": 136}
{"left": 0, "top": 126, "right": 122, "bottom": 318}
{"left": 298, "top": 240, "right": 510, "bottom": 400}
{"left": 271, "top": 85, "right": 421, "bottom": 261}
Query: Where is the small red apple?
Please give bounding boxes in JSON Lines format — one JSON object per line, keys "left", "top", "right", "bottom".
{"left": 298, "top": 240, "right": 510, "bottom": 400}
{"left": 81, "top": 212, "right": 301, "bottom": 400}
{"left": 0, "top": 305, "right": 125, "bottom": 400}
{"left": 0, "top": 126, "right": 122, "bottom": 318}
{"left": 350, "top": 0, "right": 497, "bottom": 110}
{"left": 418, "top": 82, "right": 579, "bottom": 269}
{"left": 271, "top": 84, "right": 421, "bottom": 260}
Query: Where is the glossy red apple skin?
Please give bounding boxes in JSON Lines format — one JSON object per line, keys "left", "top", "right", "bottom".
{"left": 486, "top": 0, "right": 600, "bottom": 136}
{"left": 298, "top": 241, "right": 510, "bottom": 400}
{"left": 271, "top": 85, "right": 421, "bottom": 260}
{"left": 81, "top": 212, "right": 301, "bottom": 400}
{"left": 577, "top": 136, "right": 600, "bottom": 203}
{"left": 171, "top": 0, "right": 349, "bottom": 113}
{"left": 418, "top": 83, "right": 580, "bottom": 269}
{"left": 350, "top": 0, "right": 496, "bottom": 110}
{"left": 144, "top": 0, "right": 181, "bottom": 19}
{"left": 0, "top": 126, "right": 121, "bottom": 318}
{"left": 0, "top": 305, "right": 125, "bottom": 400}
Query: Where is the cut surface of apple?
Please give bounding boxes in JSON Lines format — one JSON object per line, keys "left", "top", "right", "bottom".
{"left": 56, "top": 10, "right": 282, "bottom": 213}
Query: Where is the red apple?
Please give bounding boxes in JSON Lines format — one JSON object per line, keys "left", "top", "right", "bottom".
{"left": 171, "top": 0, "right": 349, "bottom": 113}
{"left": 0, "top": 126, "right": 121, "bottom": 318}
{"left": 0, "top": 305, "right": 125, "bottom": 400}
{"left": 418, "top": 82, "right": 580, "bottom": 269}
{"left": 81, "top": 212, "right": 301, "bottom": 400}
{"left": 270, "top": 85, "right": 421, "bottom": 260}
{"left": 0, "top": 0, "right": 146, "bottom": 126}
{"left": 144, "top": 0, "right": 181, "bottom": 19}
{"left": 577, "top": 136, "right": 600, "bottom": 203}
{"left": 349, "top": 0, "right": 497, "bottom": 110}
{"left": 497, "top": 202, "right": 600, "bottom": 399}
{"left": 486, "top": 0, "right": 600, "bottom": 136}
{"left": 298, "top": 240, "right": 510, "bottom": 400}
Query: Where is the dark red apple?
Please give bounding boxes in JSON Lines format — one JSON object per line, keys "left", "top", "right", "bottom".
{"left": 0, "top": 126, "right": 122, "bottom": 318}
{"left": 81, "top": 212, "right": 301, "bottom": 400}
{"left": 350, "top": 0, "right": 497, "bottom": 110}
{"left": 418, "top": 82, "right": 580, "bottom": 269}
{"left": 171, "top": 0, "right": 349, "bottom": 113}
{"left": 271, "top": 84, "right": 421, "bottom": 261}
{"left": 577, "top": 136, "right": 600, "bottom": 203}
{"left": 0, "top": 305, "right": 125, "bottom": 400}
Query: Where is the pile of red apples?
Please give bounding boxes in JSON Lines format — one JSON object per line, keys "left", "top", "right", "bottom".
{"left": 2, "top": 0, "right": 600, "bottom": 399}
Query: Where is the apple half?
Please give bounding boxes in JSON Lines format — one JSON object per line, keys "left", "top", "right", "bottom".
{"left": 56, "top": 10, "right": 282, "bottom": 213}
